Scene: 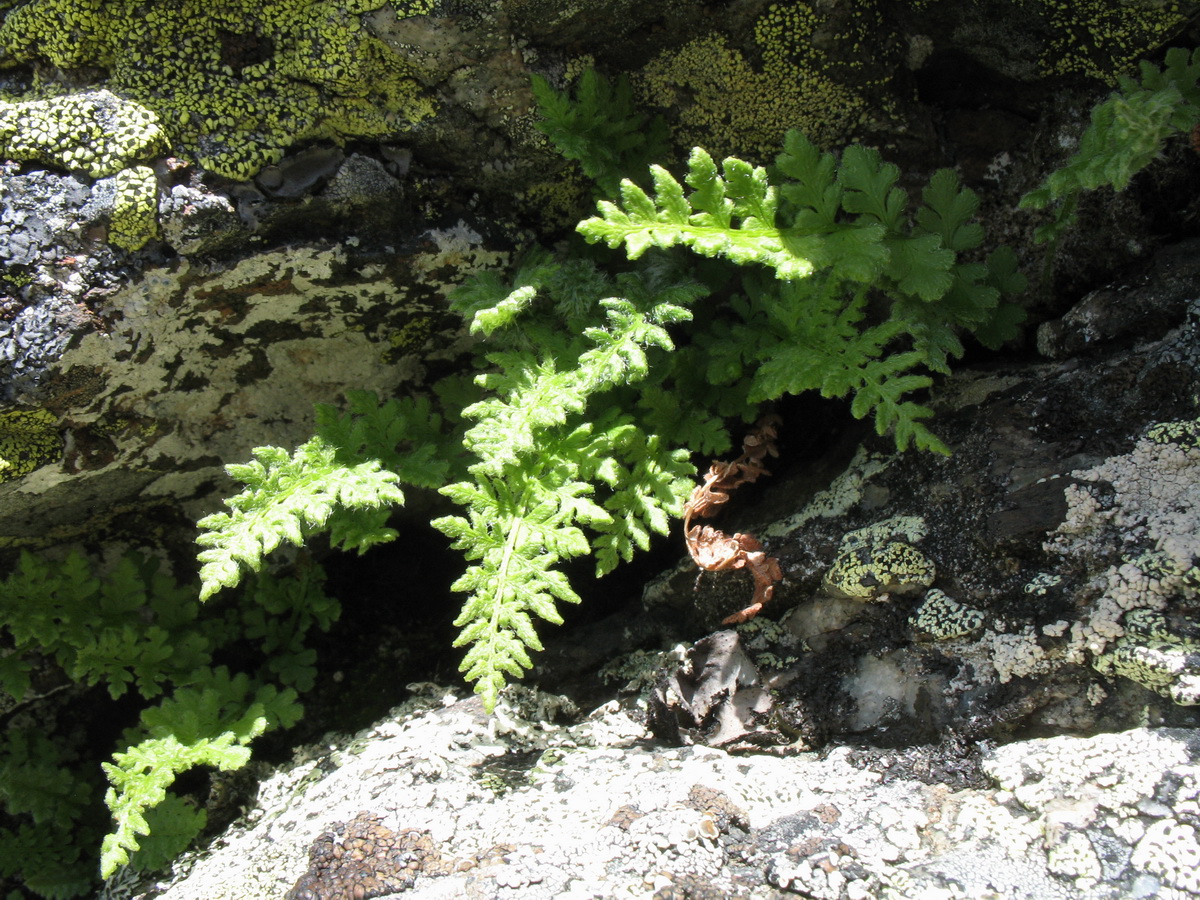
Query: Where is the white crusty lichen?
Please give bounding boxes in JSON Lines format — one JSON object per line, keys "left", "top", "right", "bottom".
{"left": 984, "top": 728, "right": 1189, "bottom": 814}
{"left": 1043, "top": 416, "right": 1200, "bottom": 699}
{"left": 1045, "top": 830, "right": 1102, "bottom": 883}
{"left": 1131, "top": 819, "right": 1200, "bottom": 895}
{"left": 985, "top": 625, "right": 1058, "bottom": 684}
{"left": 765, "top": 446, "right": 891, "bottom": 538}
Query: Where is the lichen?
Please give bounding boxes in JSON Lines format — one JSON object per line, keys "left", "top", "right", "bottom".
{"left": 635, "top": 1, "right": 880, "bottom": 160}
{"left": 1130, "top": 819, "right": 1200, "bottom": 894}
{"left": 0, "top": 0, "right": 437, "bottom": 181}
{"left": 1048, "top": 416, "right": 1200, "bottom": 663}
{"left": 1096, "top": 608, "right": 1200, "bottom": 705}
{"left": 1146, "top": 415, "right": 1200, "bottom": 449}
{"left": 1029, "top": 0, "right": 1189, "bottom": 82}
{"left": 0, "top": 407, "right": 60, "bottom": 482}
{"left": 909, "top": 588, "right": 986, "bottom": 641}
{"left": 823, "top": 516, "right": 935, "bottom": 601}
{"left": 0, "top": 89, "right": 167, "bottom": 178}
{"left": 108, "top": 166, "right": 160, "bottom": 250}
{"left": 765, "top": 446, "right": 891, "bottom": 539}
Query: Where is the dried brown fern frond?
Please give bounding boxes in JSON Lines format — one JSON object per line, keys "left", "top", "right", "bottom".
{"left": 683, "top": 417, "right": 783, "bottom": 623}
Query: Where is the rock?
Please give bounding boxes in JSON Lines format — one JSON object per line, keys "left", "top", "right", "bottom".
{"left": 136, "top": 685, "right": 1200, "bottom": 900}
{"left": 3, "top": 1, "right": 1200, "bottom": 897}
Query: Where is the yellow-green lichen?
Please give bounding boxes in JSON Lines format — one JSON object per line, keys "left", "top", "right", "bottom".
{"left": 0, "top": 0, "right": 437, "bottom": 181}
{"left": 636, "top": 1, "right": 879, "bottom": 160}
{"left": 823, "top": 516, "right": 936, "bottom": 601}
{"left": 910, "top": 588, "right": 986, "bottom": 640}
{"left": 0, "top": 89, "right": 167, "bottom": 178}
{"left": 1029, "top": 0, "right": 1188, "bottom": 81}
{"left": 385, "top": 314, "right": 436, "bottom": 353}
{"left": 1098, "top": 608, "right": 1200, "bottom": 705}
{"left": 0, "top": 408, "right": 61, "bottom": 482}
{"left": 109, "top": 166, "right": 160, "bottom": 250}
{"left": 1146, "top": 415, "right": 1200, "bottom": 449}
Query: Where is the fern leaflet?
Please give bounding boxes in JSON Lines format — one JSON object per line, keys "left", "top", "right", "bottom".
{"left": 99, "top": 667, "right": 301, "bottom": 877}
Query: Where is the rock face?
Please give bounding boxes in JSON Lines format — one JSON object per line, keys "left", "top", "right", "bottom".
{"left": 142, "top": 687, "right": 1200, "bottom": 900}
{"left": 642, "top": 241, "right": 1200, "bottom": 751}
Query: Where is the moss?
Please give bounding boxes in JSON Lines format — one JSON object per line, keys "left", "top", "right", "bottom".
{"left": 0, "top": 0, "right": 437, "bottom": 181}
{"left": 635, "top": 1, "right": 883, "bottom": 160}
{"left": 109, "top": 166, "right": 160, "bottom": 250}
{"left": 0, "top": 408, "right": 61, "bottom": 483}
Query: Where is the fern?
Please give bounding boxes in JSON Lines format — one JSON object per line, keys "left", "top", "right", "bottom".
{"left": 127, "top": 794, "right": 208, "bottom": 874}
{"left": 0, "top": 822, "right": 94, "bottom": 899}
{"left": 580, "top": 148, "right": 815, "bottom": 277}
{"left": 195, "top": 79, "right": 1026, "bottom": 718}
{"left": 581, "top": 129, "right": 1026, "bottom": 453}
{"left": 433, "top": 262, "right": 703, "bottom": 709}
{"left": 238, "top": 563, "right": 340, "bottom": 693}
{"left": 0, "top": 551, "right": 207, "bottom": 702}
{"left": 0, "top": 547, "right": 330, "bottom": 895}
{"left": 531, "top": 68, "right": 671, "bottom": 198}
{"left": 99, "top": 667, "right": 302, "bottom": 877}
{"left": 196, "top": 391, "right": 454, "bottom": 599}
{"left": 0, "top": 731, "right": 93, "bottom": 834}
{"left": 1021, "top": 46, "right": 1200, "bottom": 242}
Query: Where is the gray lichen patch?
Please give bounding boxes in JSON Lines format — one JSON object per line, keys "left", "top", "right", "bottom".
{"left": 764, "top": 445, "right": 891, "bottom": 539}
{"left": 1046, "top": 414, "right": 1200, "bottom": 678}
{"left": 146, "top": 683, "right": 1200, "bottom": 900}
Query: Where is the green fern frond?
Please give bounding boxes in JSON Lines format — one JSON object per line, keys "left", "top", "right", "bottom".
{"left": 0, "top": 551, "right": 209, "bottom": 703}
{"left": 436, "top": 267, "right": 705, "bottom": 709}
{"left": 0, "top": 731, "right": 93, "bottom": 833}
{"left": 1021, "top": 47, "right": 1200, "bottom": 242}
{"left": 197, "top": 389, "right": 458, "bottom": 601}
{"left": 313, "top": 390, "right": 454, "bottom": 489}
{"left": 196, "top": 438, "right": 405, "bottom": 599}
{"left": 434, "top": 470, "right": 594, "bottom": 710}
{"left": 579, "top": 148, "right": 817, "bottom": 278}
{"left": 100, "top": 668, "right": 301, "bottom": 877}
{"left": 0, "top": 823, "right": 95, "bottom": 899}
{"left": 581, "top": 130, "right": 1023, "bottom": 454}
{"left": 531, "top": 69, "right": 671, "bottom": 198}
{"left": 587, "top": 428, "right": 694, "bottom": 575}
{"left": 127, "top": 795, "right": 207, "bottom": 874}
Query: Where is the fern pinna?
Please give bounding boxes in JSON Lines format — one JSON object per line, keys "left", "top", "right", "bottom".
{"left": 1020, "top": 46, "right": 1200, "bottom": 242}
